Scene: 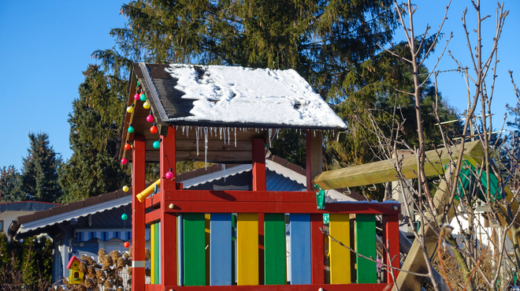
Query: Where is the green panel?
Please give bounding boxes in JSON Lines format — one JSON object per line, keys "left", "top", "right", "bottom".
{"left": 356, "top": 214, "right": 377, "bottom": 283}
{"left": 154, "top": 222, "right": 160, "bottom": 284}
{"left": 264, "top": 213, "right": 286, "bottom": 285}
{"left": 183, "top": 213, "right": 206, "bottom": 286}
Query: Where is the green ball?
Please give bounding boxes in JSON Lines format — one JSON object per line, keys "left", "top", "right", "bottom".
{"left": 153, "top": 140, "right": 160, "bottom": 149}
{"left": 128, "top": 126, "right": 134, "bottom": 133}
{"left": 140, "top": 93, "right": 147, "bottom": 101}
{"left": 121, "top": 213, "right": 128, "bottom": 221}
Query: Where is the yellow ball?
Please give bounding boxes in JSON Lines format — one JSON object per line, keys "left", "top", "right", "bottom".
{"left": 143, "top": 101, "right": 150, "bottom": 109}
{"left": 123, "top": 186, "right": 129, "bottom": 192}
{"left": 126, "top": 106, "right": 134, "bottom": 113}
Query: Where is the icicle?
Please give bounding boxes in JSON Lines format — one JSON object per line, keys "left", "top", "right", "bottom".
{"left": 227, "top": 127, "right": 230, "bottom": 145}
{"left": 176, "top": 125, "right": 178, "bottom": 130}
{"left": 187, "top": 127, "right": 189, "bottom": 138}
{"left": 223, "top": 127, "right": 226, "bottom": 145}
{"left": 234, "top": 127, "right": 237, "bottom": 147}
{"left": 219, "top": 127, "right": 222, "bottom": 140}
{"left": 204, "top": 127, "right": 208, "bottom": 169}
{"left": 182, "top": 126, "right": 185, "bottom": 135}
{"left": 277, "top": 129, "right": 279, "bottom": 139}
{"left": 210, "top": 127, "right": 213, "bottom": 137}
{"left": 268, "top": 129, "right": 272, "bottom": 148}
{"left": 223, "top": 164, "right": 226, "bottom": 182}
{"left": 314, "top": 130, "right": 316, "bottom": 137}
{"left": 196, "top": 127, "right": 200, "bottom": 157}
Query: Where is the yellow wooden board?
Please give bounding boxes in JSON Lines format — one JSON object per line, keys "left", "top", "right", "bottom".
{"left": 314, "top": 141, "right": 484, "bottom": 190}
{"left": 329, "top": 214, "right": 351, "bottom": 284}
{"left": 237, "top": 213, "right": 259, "bottom": 285}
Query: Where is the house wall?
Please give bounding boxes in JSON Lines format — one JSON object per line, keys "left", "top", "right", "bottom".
{"left": 0, "top": 211, "right": 35, "bottom": 237}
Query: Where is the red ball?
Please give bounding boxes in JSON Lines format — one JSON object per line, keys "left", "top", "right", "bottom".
{"left": 124, "top": 143, "right": 131, "bottom": 150}
{"left": 124, "top": 242, "right": 130, "bottom": 248}
{"left": 134, "top": 93, "right": 140, "bottom": 100}
{"left": 121, "top": 158, "right": 127, "bottom": 165}
{"left": 150, "top": 125, "right": 158, "bottom": 134}
{"left": 165, "top": 171, "right": 174, "bottom": 180}
{"left": 146, "top": 115, "right": 154, "bottom": 123}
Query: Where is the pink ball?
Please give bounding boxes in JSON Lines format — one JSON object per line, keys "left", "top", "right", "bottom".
{"left": 134, "top": 93, "right": 140, "bottom": 100}
{"left": 165, "top": 171, "right": 174, "bottom": 180}
{"left": 146, "top": 115, "right": 154, "bottom": 123}
{"left": 121, "top": 158, "right": 128, "bottom": 165}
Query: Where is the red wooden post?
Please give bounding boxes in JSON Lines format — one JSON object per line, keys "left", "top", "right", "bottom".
{"left": 132, "top": 135, "right": 146, "bottom": 291}
{"left": 252, "top": 137, "right": 266, "bottom": 284}
{"left": 161, "top": 126, "right": 177, "bottom": 286}
{"left": 383, "top": 214, "right": 400, "bottom": 284}
{"left": 310, "top": 214, "right": 325, "bottom": 284}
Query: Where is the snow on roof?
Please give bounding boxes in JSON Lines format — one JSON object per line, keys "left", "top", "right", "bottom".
{"left": 163, "top": 64, "right": 346, "bottom": 129}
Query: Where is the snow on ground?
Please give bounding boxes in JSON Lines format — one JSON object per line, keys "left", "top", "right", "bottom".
{"left": 165, "top": 64, "right": 346, "bottom": 128}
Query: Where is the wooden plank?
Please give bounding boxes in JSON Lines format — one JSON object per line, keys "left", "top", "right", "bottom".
{"left": 183, "top": 213, "right": 206, "bottom": 286}
{"left": 210, "top": 213, "right": 233, "bottom": 286}
{"left": 314, "top": 140, "right": 485, "bottom": 190}
{"left": 383, "top": 214, "right": 400, "bottom": 284}
{"left": 159, "top": 284, "right": 393, "bottom": 291}
{"left": 132, "top": 135, "right": 146, "bottom": 291}
{"left": 264, "top": 213, "right": 286, "bottom": 285}
{"left": 237, "top": 213, "right": 259, "bottom": 285}
{"left": 252, "top": 138, "right": 266, "bottom": 191}
{"left": 178, "top": 214, "right": 183, "bottom": 286}
{"left": 161, "top": 213, "right": 176, "bottom": 286}
{"left": 163, "top": 191, "right": 316, "bottom": 202}
{"left": 329, "top": 214, "right": 350, "bottom": 284}
{"left": 145, "top": 209, "right": 161, "bottom": 224}
{"left": 173, "top": 139, "right": 253, "bottom": 151}
{"left": 164, "top": 201, "right": 401, "bottom": 215}
{"left": 150, "top": 222, "right": 156, "bottom": 284}
{"left": 310, "top": 214, "right": 325, "bottom": 284}
{"left": 306, "top": 130, "right": 322, "bottom": 191}
{"left": 205, "top": 214, "right": 211, "bottom": 285}
{"left": 127, "top": 149, "right": 252, "bottom": 163}
{"left": 356, "top": 215, "right": 376, "bottom": 284}
{"left": 289, "top": 214, "right": 311, "bottom": 285}
{"left": 155, "top": 222, "right": 160, "bottom": 284}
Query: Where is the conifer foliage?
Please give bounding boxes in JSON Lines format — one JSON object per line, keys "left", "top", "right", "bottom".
{"left": 19, "top": 133, "right": 62, "bottom": 203}
{"left": 0, "top": 166, "right": 24, "bottom": 202}
{"left": 59, "top": 65, "right": 128, "bottom": 203}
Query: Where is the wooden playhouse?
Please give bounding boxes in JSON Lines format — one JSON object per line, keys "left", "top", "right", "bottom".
{"left": 120, "top": 63, "right": 401, "bottom": 291}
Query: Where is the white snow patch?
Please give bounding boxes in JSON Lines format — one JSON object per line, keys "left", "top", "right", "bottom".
{"left": 164, "top": 64, "right": 346, "bottom": 128}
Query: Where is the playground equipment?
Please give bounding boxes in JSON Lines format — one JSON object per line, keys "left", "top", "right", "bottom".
{"left": 121, "top": 63, "right": 401, "bottom": 291}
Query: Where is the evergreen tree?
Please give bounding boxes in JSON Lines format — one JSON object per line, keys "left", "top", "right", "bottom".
{"left": 0, "top": 166, "right": 25, "bottom": 202}
{"left": 59, "top": 65, "right": 128, "bottom": 203}
{"left": 20, "top": 133, "right": 62, "bottom": 202}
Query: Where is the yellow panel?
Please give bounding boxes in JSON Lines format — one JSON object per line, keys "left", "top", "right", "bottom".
{"left": 151, "top": 223, "right": 155, "bottom": 284}
{"left": 237, "top": 213, "right": 259, "bottom": 285}
{"left": 329, "top": 214, "right": 351, "bottom": 284}
{"left": 205, "top": 213, "right": 210, "bottom": 285}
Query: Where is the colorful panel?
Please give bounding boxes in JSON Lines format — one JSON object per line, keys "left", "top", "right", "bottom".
{"left": 236, "top": 213, "right": 259, "bottom": 285}
{"left": 329, "top": 213, "right": 351, "bottom": 284}
{"left": 290, "top": 214, "right": 311, "bottom": 285}
{"left": 210, "top": 213, "right": 232, "bottom": 286}
{"left": 356, "top": 214, "right": 377, "bottom": 283}
{"left": 264, "top": 213, "right": 286, "bottom": 285}
{"left": 155, "top": 222, "right": 160, "bottom": 284}
{"left": 183, "top": 213, "right": 206, "bottom": 286}
{"left": 150, "top": 222, "right": 155, "bottom": 284}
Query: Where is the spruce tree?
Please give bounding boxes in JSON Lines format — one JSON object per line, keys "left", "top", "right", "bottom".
{"left": 0, "top": 166, "right": 25, "bottom": 202}
{"left": 59, "top": 65, "right": 128, "bottom": 203}
{"left": 20, "top": 133, "right": 62, "bottom": 202}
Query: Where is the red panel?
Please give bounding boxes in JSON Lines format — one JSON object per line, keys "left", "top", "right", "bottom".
{"left": 163, "top": 190, "right": 316, "bottom": 202}
{"left": 162, "top": 283, "right": 393, "bottom": 291}
{"left": 310, "top": 214, "right": 324, "bottom": 284}
{"left": 383, "top": 214, "right": 400, "bottom": 284}
{"left": 145, "top": 284, "right": 163, "bottom": 291}
{"left": 161, "top": 212, "right": 177, "bottom": 286}
{"left": 132, "top": 135, "right": 146, "bottom": 291}
{"left": 163, "top": 200, "right": 399, "bottom": 215}
{"left": 145, "top": 209, "right": 161, "bottom": 224}
{"left": 252, "top": 138, "right": 266, "bottom": 191}
{"left": 258, "top": 213, "right": 264, "bottom": 285}
{"left": 146, "top": 196, "right": 161, "bottom": 209}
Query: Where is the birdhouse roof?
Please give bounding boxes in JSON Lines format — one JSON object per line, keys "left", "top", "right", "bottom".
{"left": 66, "top": 255, "right": 81, "bottom": 269}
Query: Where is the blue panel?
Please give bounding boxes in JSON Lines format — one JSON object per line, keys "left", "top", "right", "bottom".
{"left": 178, "top": 214, "right": 183, "bottom": 286}
{"left": 210, "top": 213, "right": 232, "bottom": 286}
{"left": 290, "top": 214, "right": 311, "bottom": 284}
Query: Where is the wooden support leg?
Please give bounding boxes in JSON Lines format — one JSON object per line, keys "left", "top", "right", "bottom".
{"left": 252, "top": 138, "right": 266, "bottom": 284}
{"left": 132, "top": 135, "right": 146, "bottom": 291}
{"left": 310, "top": 214, "right": 325, "bottom": 284}
{"left": 383, "top": 214, "right": 400, "bottom": 284}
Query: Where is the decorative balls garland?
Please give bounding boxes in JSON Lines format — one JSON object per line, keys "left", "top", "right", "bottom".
{"left": 124, "top": 242, "right": 130, "bottom": 248}
{"left": 122, "top": 185, "right": 129, "bottom": 192}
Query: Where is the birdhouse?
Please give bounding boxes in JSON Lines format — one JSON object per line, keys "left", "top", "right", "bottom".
{"left": 66, "top": 255, "right": 84, "bottom": 284}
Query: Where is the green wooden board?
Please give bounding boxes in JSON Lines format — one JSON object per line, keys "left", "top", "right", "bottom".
{"left": 356, "top": 214, "right": 377, "bottom": 283}
{"left": 154, "top": 222, "right": 160, "bottom": 284}
{"left": 264, "top": 213, "right": 286, "bottom": 285}
{"left": 183, "top": 213, "right": 206, "bottom": 286}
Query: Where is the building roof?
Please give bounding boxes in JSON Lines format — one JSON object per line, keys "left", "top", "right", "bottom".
{"left": 15, "top": 155, "right": 355, "bottom": 238}
{"left": 136, "top": 63, "right": 346, "bottom": 130}
{"left": 0, "top": 201, "right": 59, "bottom": 212}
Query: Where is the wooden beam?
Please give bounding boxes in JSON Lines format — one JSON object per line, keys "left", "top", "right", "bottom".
{"left": 132, "top": 135, "right": 146, "bottom": 291}
{"left": 159, "top": 283, "right": 393, "bottom": 291}
{"left": 306, "top": 130, "right": 322, "bottom": 191}
{"left": 314, "top": 141, "right": 485, "bottom": 190}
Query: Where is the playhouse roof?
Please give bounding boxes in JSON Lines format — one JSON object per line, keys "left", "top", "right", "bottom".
{"left": 66, "top": 256, "right": 81, "bottom": 269}
{"left": 133, "top": 63, "right": 346, "bottom": 130}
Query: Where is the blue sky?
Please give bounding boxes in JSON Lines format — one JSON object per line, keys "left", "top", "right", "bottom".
{"left": 0, "top": 1, "right": 518, "bottom": 170}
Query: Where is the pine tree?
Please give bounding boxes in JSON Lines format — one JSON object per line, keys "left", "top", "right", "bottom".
{"left": 20, "top": 133, "right": 62, "bottom": 202}
{"left": 59, "top": 65, "right": 128, "bottom": 203}
{"left": 0, "top": 166, "right": 25, "bottom": 202}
